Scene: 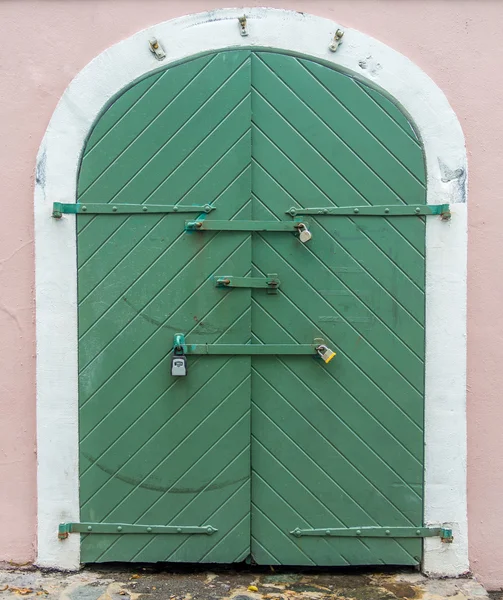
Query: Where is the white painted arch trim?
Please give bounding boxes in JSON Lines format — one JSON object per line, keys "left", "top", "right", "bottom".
{"left": 35, "top": 7, "right": 468, "bottom": 574}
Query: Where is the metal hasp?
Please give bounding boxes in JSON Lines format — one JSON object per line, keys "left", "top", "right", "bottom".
{"left": 52, "top": 203, "right": 214, "bottom": 218}
{"left": 287, "top": 204, "right": 451, "bottom": 219}
{"left": 173, "top": 333, "right": 187, "bottom": 355}
{"left": 185, "top": 220, "right": 306, "bottom": 232}
{"left": 185, "top": 343, "right": 322, "bottom": 355}
{"left": 215, "top": 275, "right": 280, "bottom": 294}
{"left": 290, "top": 526, "right": 453, "bottom": 543}
{"left": 58, "top": 523, "right": 217, "bottom": 540}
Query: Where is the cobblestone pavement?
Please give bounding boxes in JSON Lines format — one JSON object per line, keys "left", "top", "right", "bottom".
{"left": 0, "top": 566, "right": 489, "bottom": 600}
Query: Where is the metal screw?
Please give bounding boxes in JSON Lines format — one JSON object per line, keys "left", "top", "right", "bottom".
{"left": 82, "top": 206, "right": 87, "bottom": 212}
{"left": 204, "top": 204, "right": 212, "bottom": 213}
{"left": 147, "top": 527, "right": 152, "bottom": 533}
{"left": 385, "top": 208, "right": 390, "bottom": 214}
{"left": 142, "top": 206, "right": 148, "bottom": 212}
{"left": 173, "top": 206, "right": 179, "bottom": 212}
{"left": 353, "top": 208, "right": 359, "bottom": 214}
{"left": 112, "top": 206, "right": 118, "bottom": 212}
{"left": 87, "top": 526, "right": 92, "bottom": 531}
{"left": 356, "top": 529, "right": 362, "bottom": 535}
{"left": 117, "top": 526, "right": 122, "bottom": 532}
{"left": 415, "top": 207, "right": 421, "bottom": 214}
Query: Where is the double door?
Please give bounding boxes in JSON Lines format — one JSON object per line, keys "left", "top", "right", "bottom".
{"left": 76, "top": 50, "right": 426, "bottom": 565}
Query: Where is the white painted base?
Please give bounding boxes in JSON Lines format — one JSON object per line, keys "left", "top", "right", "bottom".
{"left": 34, "top": 7, "right": 468, "bottom": 573}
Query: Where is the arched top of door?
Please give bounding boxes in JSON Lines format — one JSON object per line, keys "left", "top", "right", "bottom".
{"left": 36, "top": 8, "right": 466, "bottom": 209}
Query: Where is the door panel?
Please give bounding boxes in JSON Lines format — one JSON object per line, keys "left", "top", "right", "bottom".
{"left": 250, "top": 52, "right": 425, "bottom": 565}
{"left": 78, "top": 50, "right": 253, "bottom": 563}
{"left": 76, "top": 49, "right": 426, "bottom": 566}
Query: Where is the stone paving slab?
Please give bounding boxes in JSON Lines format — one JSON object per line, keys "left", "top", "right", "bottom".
{"left": 0, "top": 567, "right": 489, "bottom": 600}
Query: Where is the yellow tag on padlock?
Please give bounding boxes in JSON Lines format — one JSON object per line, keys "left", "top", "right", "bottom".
{"left": 317, "top": 344, "right": 336, "bottom": 364}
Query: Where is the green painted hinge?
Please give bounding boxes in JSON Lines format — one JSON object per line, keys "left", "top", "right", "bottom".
{"left": 286, "top": 204, "right": 451, "bottom": 219}
{"left": 290, "top": 526, "right": 453, "bottom": 543}
{"left": 185, "top": 220, "right": 304, "bottom": 232}
{"left": 58, "top": 522, "right": 217, "bottom": 540}
{"left": 52, "top": 203, "right": 215, "bottom": 218}
{"left": 214, "top": 274, "right": 280, "bottom": 293}
{"left": 185, "top": 343, "right": 320, "bottom": 355}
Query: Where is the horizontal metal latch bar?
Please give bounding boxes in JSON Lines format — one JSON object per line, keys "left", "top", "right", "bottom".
{"left": 185, "top": 344, "right": 319, "bottom": 355}
{"left": 185, "top": 220, "right": 304, "bottom": 232}
{"left": 290, "top": 526, "right": 453, "bottom": 542}
{"left": 214, "top": 275, "right": 280, "bottom": 291}
{"left": 287, "top": 204, "right": 450, "bottom": 218}
{"left": 58, "top": 522, "right": 217, "bottom": 539}
{"left": 52, "top": 203, "right": 214, "bottom": 218}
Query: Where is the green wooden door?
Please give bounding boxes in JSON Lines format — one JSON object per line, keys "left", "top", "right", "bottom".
{"left": 76, "top": 50, "right": 426, "bottom": 565}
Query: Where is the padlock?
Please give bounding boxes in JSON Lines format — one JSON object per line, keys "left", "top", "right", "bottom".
{"left": 171, "top": 355, "right": 187, "bottom": 376}
{"left": 316, "top": 344, "right": 336, "bottom": 364}
{"left": 297, "top": 223, "right": 312, "bottom": 243}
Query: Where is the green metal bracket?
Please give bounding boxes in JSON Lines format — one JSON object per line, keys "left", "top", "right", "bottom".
{"left": 184, "top": 344, "right": 320, "bottom": 355}
{"left": 290, "top": 526, "right": 453, "bottom": 543}
{"left": 52, "top": 202, "right": 215, "bottom": 218}
{"left": 173, "top": 333, "right": 187, "bottom": 355}
{"left": 185, "top": 220, "right": 305, "bottom": 232}
{"left": 58, "top": 523, "right": 217, "bottom": 540}
{"left": 214, "top": 274, "right": 280, "bottom": 294}
{"left": 286, "top": 204, "right": 451, "bottom": 219}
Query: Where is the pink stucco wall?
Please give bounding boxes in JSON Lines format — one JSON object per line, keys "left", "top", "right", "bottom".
{"left": 0, "top": 0, "right": 501, "bottom": 588}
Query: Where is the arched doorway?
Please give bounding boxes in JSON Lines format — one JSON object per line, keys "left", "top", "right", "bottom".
{"left": 35, "top": 9, "right": 467, "bottom": 574}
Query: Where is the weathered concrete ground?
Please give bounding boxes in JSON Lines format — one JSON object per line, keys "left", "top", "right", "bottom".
{"left": 0, "top": 566, "right": 489, "bottom": 600}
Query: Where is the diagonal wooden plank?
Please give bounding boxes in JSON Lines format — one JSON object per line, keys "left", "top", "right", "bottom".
{"left": 255, "top": 53, "right": 425, "bottom": 196}
{"left": 252, "top": 180, "right": 425, "bottom": 357}
{"left": 78, "top": 51, "right": 253, "bottom": 565}
{"left": 251, "top": 129, "right": 425, "bottom": 318}
{"left": 251, "top": 301, "right": 422, "bottom": 475}
{"left": 251, "top": 110, "right": 426, "bottom": 290}
{"left": 81, "top": 55, "right": 214, "bottom": 184}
